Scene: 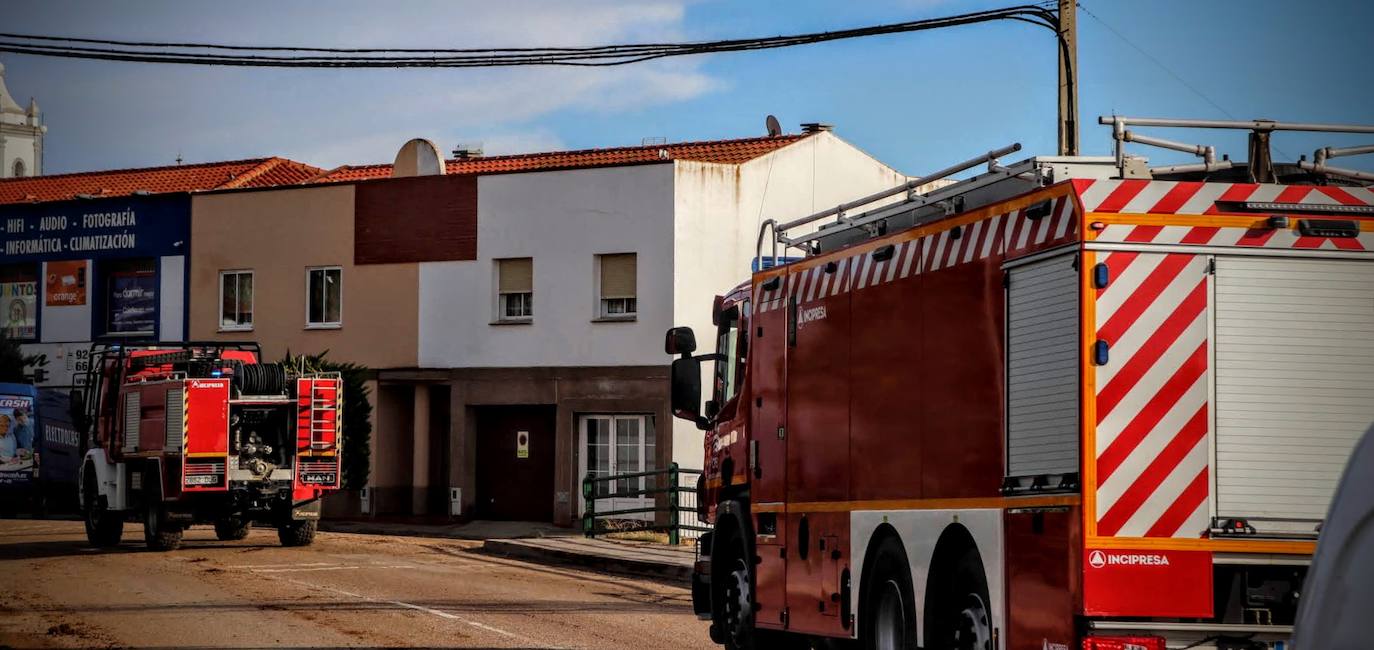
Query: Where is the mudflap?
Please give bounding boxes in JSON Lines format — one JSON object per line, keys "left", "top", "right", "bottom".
{"left": 693, "top": 530, "right": 714, "bottom": 620}
{"left": 290, "top": 498, "right": 322, "bottom": 521}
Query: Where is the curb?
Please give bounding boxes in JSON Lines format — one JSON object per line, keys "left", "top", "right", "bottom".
{"left": 482, "top": 539, "right": 692, "bottom": 584}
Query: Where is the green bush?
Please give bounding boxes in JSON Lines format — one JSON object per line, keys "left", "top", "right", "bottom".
{"left": 281, "top": 350, "right": 372, "bottom": 491}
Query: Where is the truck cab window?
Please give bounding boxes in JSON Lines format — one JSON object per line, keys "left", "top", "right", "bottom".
{"left": 713, "top": 307, "right": 744, "bottom": 407}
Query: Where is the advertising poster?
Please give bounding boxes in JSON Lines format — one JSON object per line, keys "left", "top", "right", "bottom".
{"left": 45, "top": 260, "right": 87, "bottom": 306}
{"left": 1, "top": 281, "right": 37, "bottom": 340}
{"left": 109, "top": 273, "right": 157, "bottom": 334}
{"left": 0, "top": 393, "right": 37, "bottom": 485}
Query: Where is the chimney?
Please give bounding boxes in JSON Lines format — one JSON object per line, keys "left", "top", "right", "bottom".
{"left": 451, "top": 143, "right": 484, "bottom": 159}
{"left": 800, "top": 122, "right": 834, "bottom": 134}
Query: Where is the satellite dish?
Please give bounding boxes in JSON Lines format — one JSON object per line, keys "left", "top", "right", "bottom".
{"left": 765, "top": 115, "right": 782, "bottom": 137}
{"left": 392, "top": 138, "right": 446, "bottom": 178}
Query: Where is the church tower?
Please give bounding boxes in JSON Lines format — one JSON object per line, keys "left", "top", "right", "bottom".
{"left": 0, "top": 61, "right": 46, "bottom": 178}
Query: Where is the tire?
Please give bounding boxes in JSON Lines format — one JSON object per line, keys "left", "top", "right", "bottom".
{"left": 82, "top": 466, "right": 124, "bottom": 547}
{"left": 860, "top": 535, "right": 918, "bottom": 650}
{"left": 925, "top": 547, "right": 992, "bottom": 650}
{"left": 144, "top": 505, "right": 184, "bottom": 552}
{"left": 214, "top": 518, "right": 250, "bottom": 541}
{"left": 278, "top": 520, "right": 317, "bottom": 547}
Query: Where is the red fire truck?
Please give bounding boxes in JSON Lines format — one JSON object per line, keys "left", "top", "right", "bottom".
{"left": 669, "top": 117, "right": 1374, "bottom": 649}
{"left": 75, "top": 342, "right": 343, "bottom": 551}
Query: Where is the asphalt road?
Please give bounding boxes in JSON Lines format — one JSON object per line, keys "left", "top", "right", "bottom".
{"left": 0, "top": 518, "right": 716, "bottom": 649}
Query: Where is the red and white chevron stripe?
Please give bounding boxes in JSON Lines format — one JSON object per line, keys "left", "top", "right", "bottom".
{"left": 753, "top": 194, "right": 1078, "bottom": 312}
{"left": 1093, "top": 251, "right": 1211, "bottom": 539}
{"left": 1077, "top": 179, "right": 1374, "bottom": 214}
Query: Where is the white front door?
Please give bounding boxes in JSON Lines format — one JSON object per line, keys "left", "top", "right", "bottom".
{"left": 579, "top": 414, "right": 656, "bottom": 520}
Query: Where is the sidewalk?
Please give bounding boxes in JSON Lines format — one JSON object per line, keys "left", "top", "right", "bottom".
{"left": 320, "top": 517, "right": 572, "bottom": 540}
{"left": 482, "top": 536, "right": 695, "bottom": 583}
{"left": 319, "top": 517, "right": 694, "bottom": 582}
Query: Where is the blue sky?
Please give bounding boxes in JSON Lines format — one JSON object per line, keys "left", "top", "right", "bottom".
{"left": 3, "top": 0, "right": 1372, "bottom": 177}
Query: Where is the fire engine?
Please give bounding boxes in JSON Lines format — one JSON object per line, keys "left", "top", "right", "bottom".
{"left": 668, "top": 117, "right": 1374, "bottom": 649}
{"left": 75, "top": 342, "right": 343, "bottom": 551}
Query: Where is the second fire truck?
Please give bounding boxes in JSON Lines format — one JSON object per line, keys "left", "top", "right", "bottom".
{"left": 76, "top": 342, "right": 344, "bottom": 551}
{"left": 670, "top": 117, "right": 1374, "bottom": 649}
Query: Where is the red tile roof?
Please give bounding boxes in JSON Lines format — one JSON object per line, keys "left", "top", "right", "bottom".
{"left": 0, "top": 157, "right": 324, "bottom": 204}
{"left": 316, "top": 134, "right": 809, "bottom": 182}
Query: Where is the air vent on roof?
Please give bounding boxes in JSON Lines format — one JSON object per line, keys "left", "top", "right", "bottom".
{"left": 451, "top": 143, "right": 484, "bottom": 160}
{"left": 393, "top": 138, "right": 446, "bottom": 178}
{"left": 800, "top": 122, "right": 833, "bottom": 134}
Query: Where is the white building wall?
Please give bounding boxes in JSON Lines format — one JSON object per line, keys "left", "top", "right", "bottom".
{"left": 667, "top": 132, "right": 910, "bottom": 469}
{"left": 418, "top": 163, "right": 676, "bottom": 368}
{"left": 159, "top": 255, "right": 185, "bottom": 341}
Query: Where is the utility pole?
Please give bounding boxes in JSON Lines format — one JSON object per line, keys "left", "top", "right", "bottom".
{"left": 1057, "top": 0, "right": 1079, "bottom": 156}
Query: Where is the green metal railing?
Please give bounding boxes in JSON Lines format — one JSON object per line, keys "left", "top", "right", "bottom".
{"left": 581, "top": 463, "right": 708, "bottom": 544}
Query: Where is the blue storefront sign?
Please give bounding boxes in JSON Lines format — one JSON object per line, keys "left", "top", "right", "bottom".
{"left": 0, "top": 193, "right": 190, "bottom": 261}
{"left": 2, "top": 194, "right": 190, "bottom": 385}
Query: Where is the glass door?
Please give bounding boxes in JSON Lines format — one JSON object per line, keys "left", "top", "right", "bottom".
{"left": 580, "top": 414, "right": 655, "bottom": 520}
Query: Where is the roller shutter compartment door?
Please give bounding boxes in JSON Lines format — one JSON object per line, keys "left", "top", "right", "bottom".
{"left": 1006, "top": 254, "right": 1080, "bottom": 478}
{"left": 1213, "top": 257, "right": 1374, "bottom": 528}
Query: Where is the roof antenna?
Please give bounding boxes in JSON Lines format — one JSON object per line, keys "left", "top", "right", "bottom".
{"left": 175, "top": 150, "right": 183, "bottom": 165}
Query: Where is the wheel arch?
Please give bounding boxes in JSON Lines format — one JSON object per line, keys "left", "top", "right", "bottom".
{"left": 850, "top": 509, "right": 1006, "bottom": 648}
{"left": 81, "top": 448, "right": 126, "bottom": 510}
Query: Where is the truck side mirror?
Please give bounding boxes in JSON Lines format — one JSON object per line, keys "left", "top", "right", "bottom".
{"left": 671, "top": 357, "right": 709, "bottom": 430}
{"left": 665, "top": 327, "right": 697, "bottom": 356}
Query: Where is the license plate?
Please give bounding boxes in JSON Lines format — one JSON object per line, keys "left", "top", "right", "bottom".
{"left": 185, "top": 474, "right": 217, "bottom": 486}
{"left": 302, "top": 473, "right": 336, "bottom": 484}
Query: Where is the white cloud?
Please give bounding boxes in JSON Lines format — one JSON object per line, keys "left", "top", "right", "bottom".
{"left": 5, "top": 0, "right": 720, "bottom": 172}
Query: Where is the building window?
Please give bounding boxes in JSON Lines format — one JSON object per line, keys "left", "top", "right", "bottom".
{"left": 218, "top": 270, "right": 253, "bottom": 331}
{"left": 11, "top": 159, "right": 25, "bottom": 178}
{"left": 0, "top": 263, "right": 38, "bottom": 340}
{"left": 495, "top": 258, "right": 533, "bottom": 322}
{"left": 104, "top": 258, "right": 156, "bottom": 336}
{"left": 596, "top": 253, "right": 637, "bottom": 320}
{"left": 306, "top": 267, "right": 342, "bottom": 328}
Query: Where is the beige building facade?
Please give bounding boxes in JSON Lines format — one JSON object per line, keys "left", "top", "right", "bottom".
{"left": 189, "top": 183, "right": 419, "bottom": 370}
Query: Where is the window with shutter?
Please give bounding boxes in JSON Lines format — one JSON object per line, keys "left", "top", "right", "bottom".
{"left": 597, "top": 253, "right": 637, "bottom": 319}
{"left": 496, "top": 258, "right": 533, "bottom": 321}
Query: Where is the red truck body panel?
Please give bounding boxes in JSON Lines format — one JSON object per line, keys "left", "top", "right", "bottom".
{"left": 693, "top": 175, "right": 1374, "bottom": 648}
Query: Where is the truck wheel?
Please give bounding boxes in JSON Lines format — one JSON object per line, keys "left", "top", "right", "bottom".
{"left": 925, "top": 547, "right": 992, "bottom": 650}
{"left": 278, "top": 520, "right": 317, "bottom": 547}
{"left": 144, "top": 506, "right": 184, "bottom": 552}
{"left": 82, "top": 467, "right": 124, "bottom": 547}
{"left": 860, "top": 535, "right": 918, "bottom": 650}
{"left": 214, "top": 519, "right": 251, "bottom": 541}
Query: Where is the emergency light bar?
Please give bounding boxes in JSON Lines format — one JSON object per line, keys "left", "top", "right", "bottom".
{"left": 1234, "top": 201, "right": 1374, "bottom": 215}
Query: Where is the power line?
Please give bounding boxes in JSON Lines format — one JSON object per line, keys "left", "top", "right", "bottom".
{"left": 1078, "top": 4, "right": 1236, "bottom": 120}
{"left": 0, "top": 6, "right": 1061, "bottom": 68}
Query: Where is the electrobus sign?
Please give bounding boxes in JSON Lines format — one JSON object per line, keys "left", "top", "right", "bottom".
{"left": 0, "top": 195, "right": 190, "bottom": 262}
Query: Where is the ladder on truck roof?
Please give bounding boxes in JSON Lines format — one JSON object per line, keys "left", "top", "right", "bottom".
{"left": 760, "top": 115, "right": 1374, "bottom": 261}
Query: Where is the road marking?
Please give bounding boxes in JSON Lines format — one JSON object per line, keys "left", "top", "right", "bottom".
{"left": 249, "top": 565, "right": 414, "bottom": 573}
{"left": 278, "top": 576, "right": 571, "bottom": 649}
{"left": 225, "top": 562, "right": 338, "bottom": 569}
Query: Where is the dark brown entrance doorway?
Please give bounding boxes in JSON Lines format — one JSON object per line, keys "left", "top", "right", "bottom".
{"left": 474, "top": 405, "right": 556, "bottom": 521}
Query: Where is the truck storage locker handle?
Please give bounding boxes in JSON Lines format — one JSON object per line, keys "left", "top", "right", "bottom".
{"left": 1093, "top": 340, "right": 1110, "bottom": 366}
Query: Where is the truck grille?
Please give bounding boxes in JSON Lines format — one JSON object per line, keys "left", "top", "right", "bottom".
{"left": 184, "top": 460, "right": 226, "bottom": 487}
{"left": 297, "top": 460, "right": 338, "bottom": 485}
